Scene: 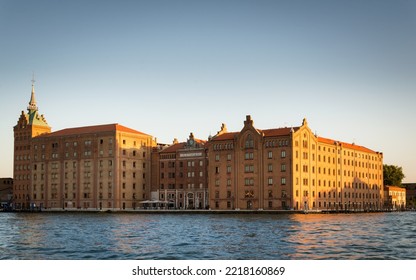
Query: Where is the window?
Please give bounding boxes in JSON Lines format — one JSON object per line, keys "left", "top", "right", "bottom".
{"left": 244, "top": 165, "right": 254, "bottom": 173}
{"left": 268, "top": 164, "right": 273, "bottom": 172}
{"left": 245, "top": 152, "right": 254, "bottom": 160}
{"left": 281, "top": 150, "right": 286, "bottom": 158}
{"left": 281, "top": 177, "right": 286, "bottom": 185}
{"left": 244, "top": 178, "right": 254, "bottom": 186}
{"left": 227, "top": 166, "right": 232, "bottom": 174}
{"left": 268, "top": 178, "right": 273, "bottom": 185}
{"left": 281, "top": 164, "right": 286, "bottom": 172}
{"left": 268, "top": 151, "right": 273, "bottom": 159}
{"left": 227, "top": 154, "right": 232, "bottom": 161}
{"left": 245, "top": 134, "right": 254, "bottom": 148}
{"left": 215, "top": 154, "right": 220, "bottom": 161}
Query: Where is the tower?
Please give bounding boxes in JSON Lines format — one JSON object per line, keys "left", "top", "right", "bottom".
{"left": 13, "top": 79, "right": 51, "bottom": 209}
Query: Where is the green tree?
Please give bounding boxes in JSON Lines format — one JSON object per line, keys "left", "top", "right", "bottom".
{"left": 383, "top": 164, "right": 405, "bottom": 186}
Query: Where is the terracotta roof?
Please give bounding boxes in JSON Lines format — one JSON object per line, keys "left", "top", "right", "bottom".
{"left": 385, "top": 185, "right": 406, "bottom": 191}
{"left": 211, "top": 132, "right": 239, "bottom": 141}
{"left": 40, "top": 124, "right": 149, "bottom": 138}
{"left": 317, "top": 137, "right": 336, "bottom": 145}
{"left": 261, "top": 127, "right": 299, "bottom": 137}
{"left": 160, "top": 139, "right": 206, "bottom": 154}
{"left": 160, "top": 142, "right": 186, "bottom": 153}
{"left": 317, "top": 137, "right": 377, "bottom": 154}
{"left": 211, "top": 127, "right": 298, "bottom": 141}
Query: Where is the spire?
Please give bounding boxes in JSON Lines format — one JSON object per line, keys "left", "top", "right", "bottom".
{"left": 28, "top": 74, "right": 38, "bottom": 112}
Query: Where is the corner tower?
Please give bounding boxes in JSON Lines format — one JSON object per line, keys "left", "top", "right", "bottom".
{"left": 13, "top": 80, "right": 51, "bottom": 209}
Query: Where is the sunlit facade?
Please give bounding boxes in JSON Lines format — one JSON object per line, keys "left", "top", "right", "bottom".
{"left": 13, "top": 83, "right": 51, "bottom": 209}
{"left": 384, "top": 185, "right": 406, "bottom": 210}
{"left": 207, "top": 115, "right": 384, "bottom": 211}
{"left": 151, "top": 133, "right": 208, "bottom": 209}
{"left": 13, "top": 84, "right": 156, "bottom": 210}
{"left": 13, "top": 85, "right": 384, "bottom": 212}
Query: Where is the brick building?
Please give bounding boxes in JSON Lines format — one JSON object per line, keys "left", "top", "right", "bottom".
{"left": 384, "top": 185, "right": 406, "bottom": 210}
{"left": 207, "top": 116, "right": 384, "bottom": 211}
{"left": 0, "top": 178, "right": 13, "bottom": 208}
{"left": 402, "top": 183, "right": 415, "bottom": 209}
{"left": 13, "top": 83, "right": 156, "bottom": 210}
{"left": 151, "top": 133, "right": 208, "bottom": 209}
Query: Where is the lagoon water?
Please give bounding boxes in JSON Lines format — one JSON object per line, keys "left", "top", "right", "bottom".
{"left": 0, "top": 212, "right": 415, "bottom": 260}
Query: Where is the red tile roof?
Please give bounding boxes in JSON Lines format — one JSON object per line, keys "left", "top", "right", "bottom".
{"left": 160, "top": 139, "right": 206, "bottom": 153}
{"left": 39, "top": 123, "right": 150, "bottom": 138}
{"left": 160, "top": 142, "right": 186, "bottom": 153}
{"left": 261, "top": 127, "right": 299, "bottom": 137}
{"left": 317, "top": 137, "right": 335, "bottom": 145}
{"left": 211, "top": 132, "right": 239, "bottom": 141}
{"left": 211, "top": 127, "right": 298, "bottom": 141}
{"left": 317, "top": 137, "right": 377, "bottom": 154}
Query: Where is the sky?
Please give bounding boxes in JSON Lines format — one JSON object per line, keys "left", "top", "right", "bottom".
{"left": 0, "top": 0, "right": 415, "bottom": 182}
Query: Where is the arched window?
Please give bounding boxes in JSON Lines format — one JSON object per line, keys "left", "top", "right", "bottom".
{"left": 245, "top": 134, "right": 254, "bottom": 149}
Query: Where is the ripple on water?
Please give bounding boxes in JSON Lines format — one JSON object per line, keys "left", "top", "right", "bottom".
{"left": 1, "top": 212, "right": 415, "bottom": 259}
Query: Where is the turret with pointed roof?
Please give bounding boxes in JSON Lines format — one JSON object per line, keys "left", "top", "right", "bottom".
{"left": 23, "top": 81, "right": 50, "bottom": 128}
{"left": 13, "top": 80, "right": 51, "bottom": 209}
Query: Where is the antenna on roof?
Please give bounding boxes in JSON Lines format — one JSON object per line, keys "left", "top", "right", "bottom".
{"left": 31, "top": 72, "right": 36, "bottom": 85}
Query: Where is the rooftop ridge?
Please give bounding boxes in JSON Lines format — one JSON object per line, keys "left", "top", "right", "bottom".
{"left": 38, "top": 123, "right": 149, "bottom": 138}
{"left": 317, "top": 136, "right": 378, "bottom": 154}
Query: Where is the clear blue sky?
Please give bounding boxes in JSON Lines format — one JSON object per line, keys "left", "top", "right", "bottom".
{"left": 1, "top": 0, "right": 415, "bottom": 182}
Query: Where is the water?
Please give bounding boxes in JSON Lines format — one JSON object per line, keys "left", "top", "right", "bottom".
{"left": 0, "top": 212, "right": 415, "bottom": 260}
